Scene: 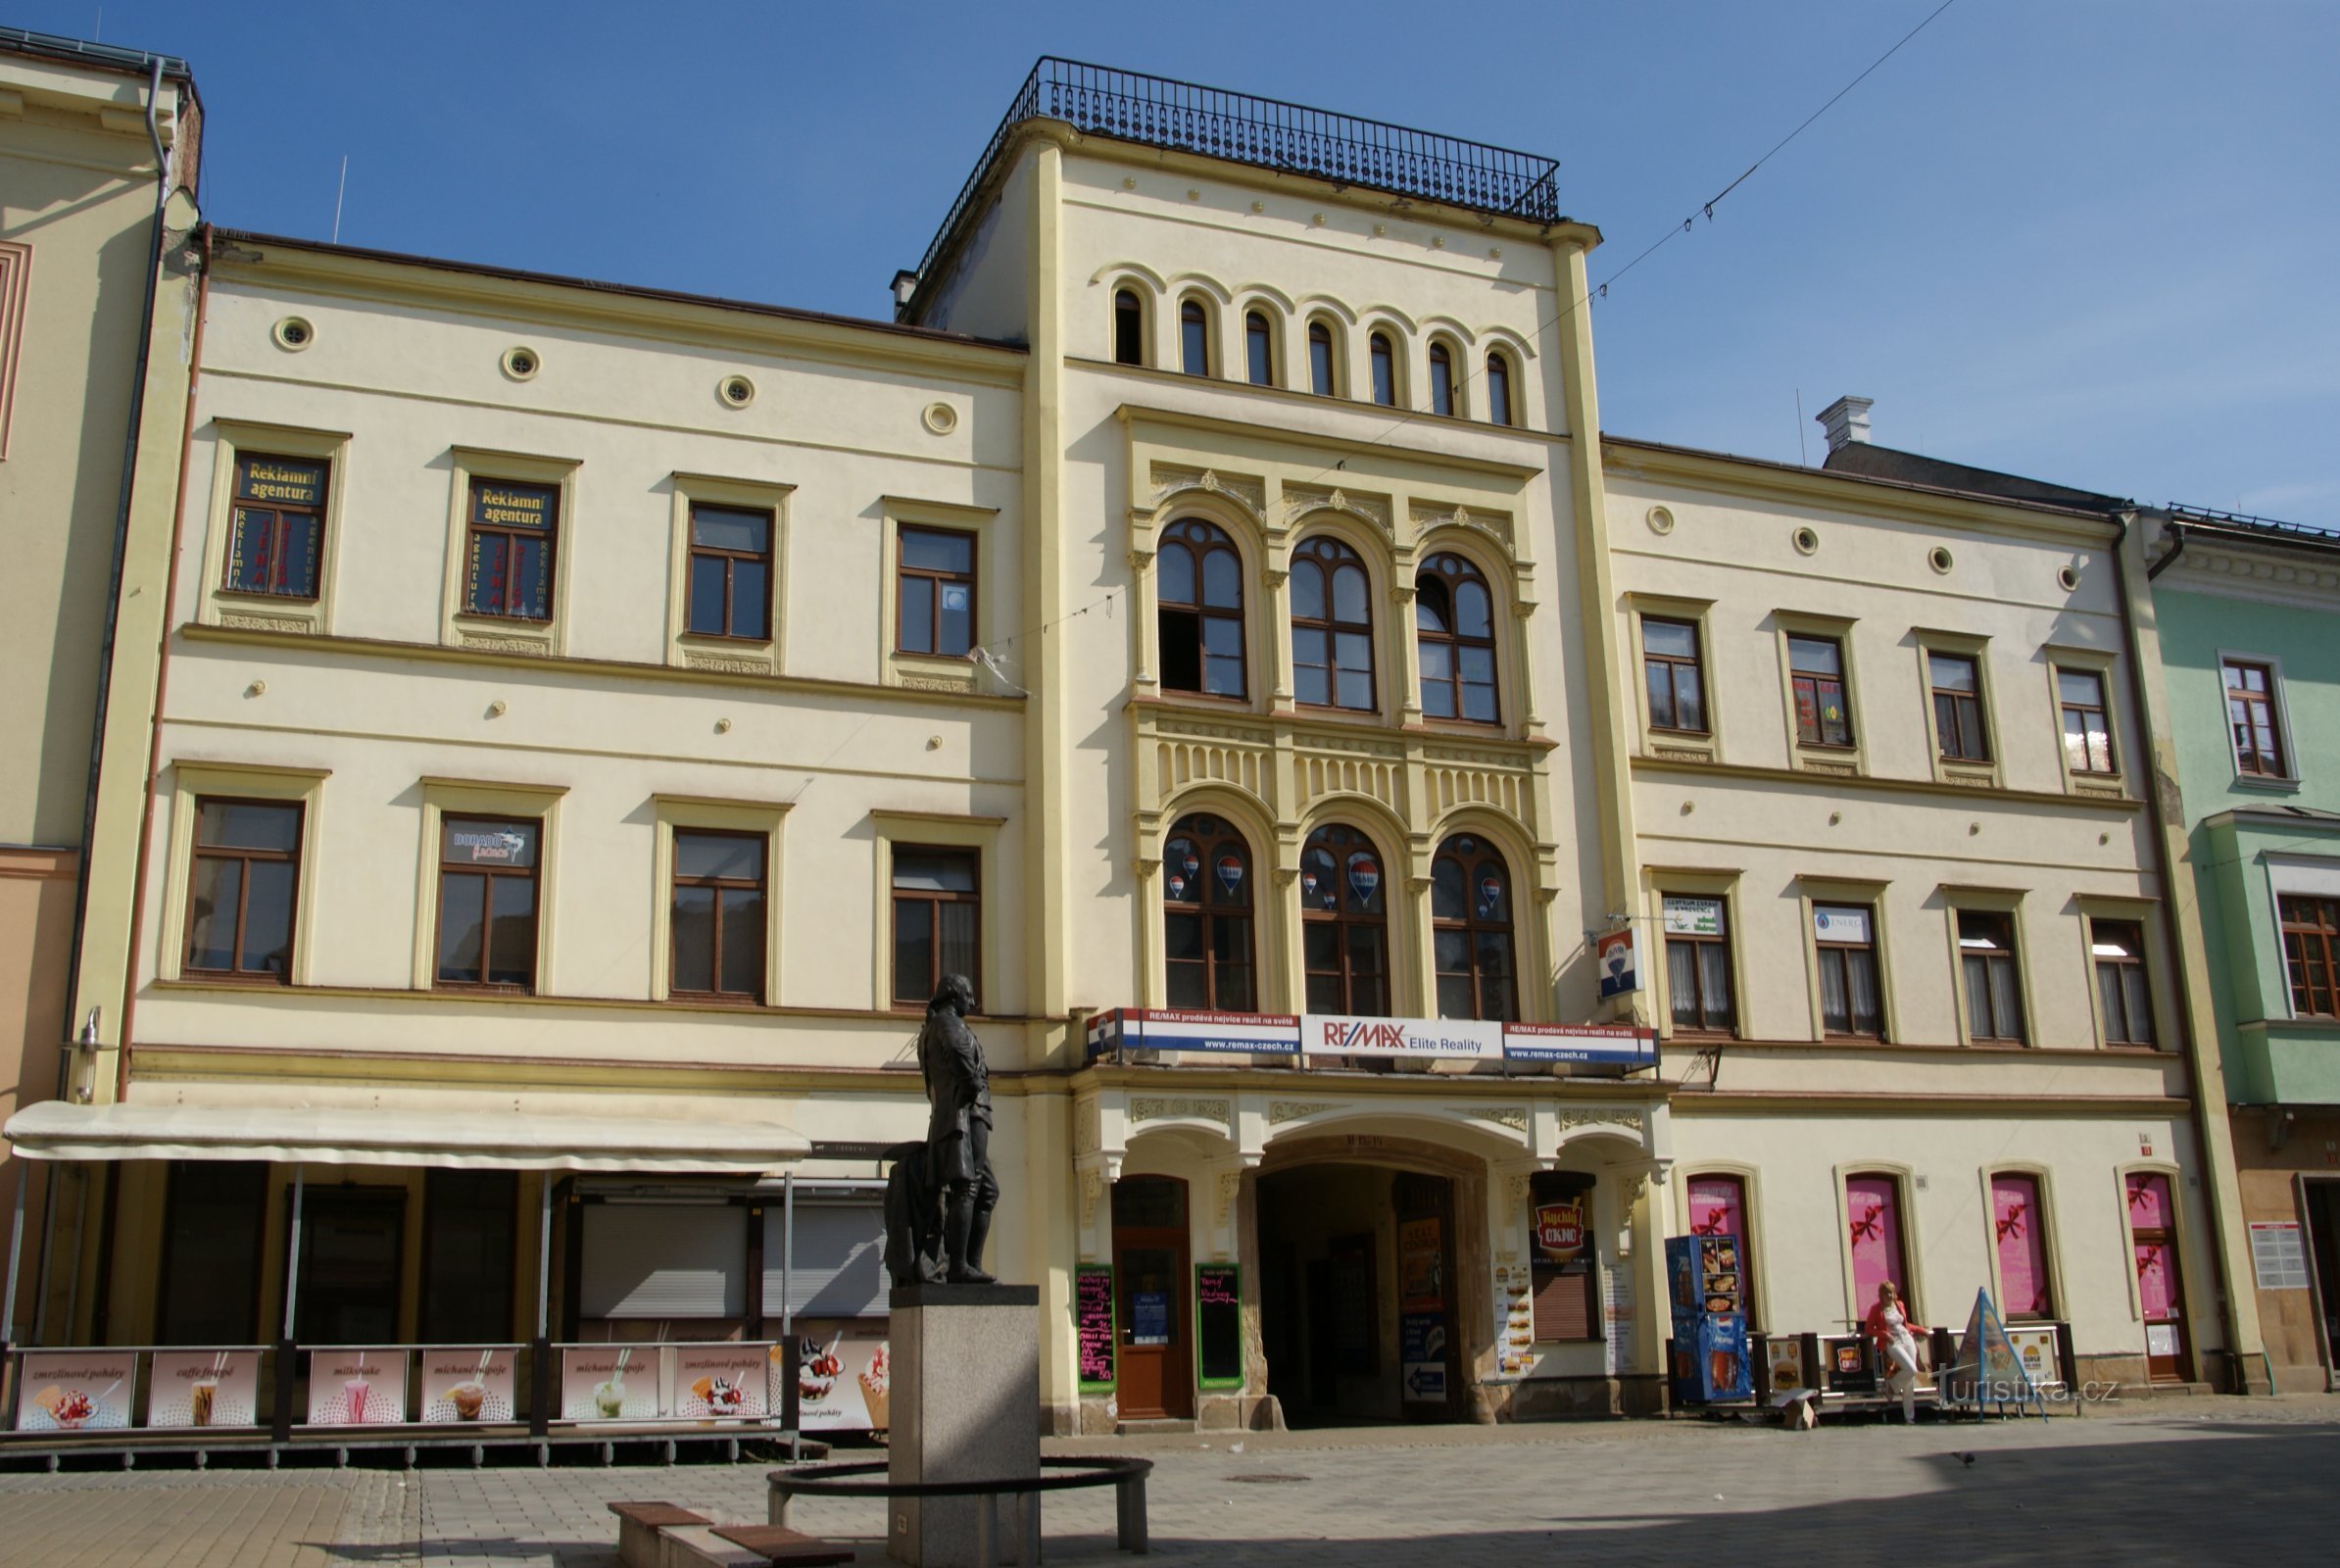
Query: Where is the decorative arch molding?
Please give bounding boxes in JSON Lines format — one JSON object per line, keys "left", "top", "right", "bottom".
{"left": 1091, "top": 261, "right": 1170, "bottom": 295}
{"left": 1294, "top": 788, "right": 1413, "bottom": 862}
{"left": 1259, "top": 1117, "right": 1526, "bottom": 1169}
{"left": 1280, "top": 487, "right": 1396, "bottom": 547}
{"left": 1144, "top": 779, "right": 1279, "bottom": 868}
{"left": 1359, "top": 304, "right": 1422, "bottom": 334}
{"left": 1165, "top": 270, "right": 1236, "bottom": 306}
{"left": 1411, "top": 512, "right": 1519, "bottom": 568}
{"left": 1234, "top": 281, "right": 1298, "bottom": 314}
{"left": 1293, "top": 293, "right": 1361, "bottom": 327}
{"left": 1141, "top": 464, "right": 1269, "bottom": 526}
{"left": 1477, "top": 323, "right": 1537, "bottom": 363}
{"left": 1420, "top": 314, "right": 1478, "bottom": 348}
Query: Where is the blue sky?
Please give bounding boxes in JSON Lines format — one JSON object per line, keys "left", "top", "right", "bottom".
{"left": 25, "top": 1, "right": 2340, "bottom": 523}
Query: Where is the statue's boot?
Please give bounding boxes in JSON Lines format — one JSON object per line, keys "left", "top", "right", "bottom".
{"left": 963, "top": 1202, "right": 994, "bottom": 1279}
{"left": 944, "top": 1192, "right": 997, "bottom": 1285}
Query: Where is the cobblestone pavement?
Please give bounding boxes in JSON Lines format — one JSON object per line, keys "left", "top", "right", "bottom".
{"left": 1, "top": 1396, "right": 2336, "bottom": 1567}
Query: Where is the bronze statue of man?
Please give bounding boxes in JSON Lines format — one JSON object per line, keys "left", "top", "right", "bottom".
{"left": 917, "top": 973, "right": 998, "bottom": 1284}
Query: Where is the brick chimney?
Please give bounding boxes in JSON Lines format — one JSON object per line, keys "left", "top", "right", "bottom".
{"left": 1816, "top": 395, "right": 1874, "bottom": 454}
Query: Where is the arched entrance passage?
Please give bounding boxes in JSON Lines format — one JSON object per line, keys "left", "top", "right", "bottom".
{"left": 1254, "top": 1133, "right": 1490, "bottom": 1426}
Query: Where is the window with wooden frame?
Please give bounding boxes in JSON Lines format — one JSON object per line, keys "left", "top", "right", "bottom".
{"left": 892, "top": 846, "right": 980, "bottom": 1009}
{"left": 1663, "top": 895, "right": 1735, "bottom": 1034}
{"left": 1300, "top": 823, "right": 1390, "bottom": 1015}
{"left": 2057, "top": 667, "right": 2116, "bottom": 774}
{"left": 1789, "top": 635, "right": 1853, "bottom": 748}
{"left": 670, "top": 830, "right": 767, "bottom": 1003}
{"left": 1291, "top": 536, "right": 1376, "bottom": 711}
{"left": 462, "top": 477, "right": 559, "bottom": 620}
{"left": 1956, "top": 909, "right": 2025, "bottom": 1043}
{"left": 1179, "top": 299, "right": 1210, "bottom": 376}
{"left": 1113, "top": 288, "right": 1145, "bottom": 366}
{"left": 1156, "top": 518, "right": 1245, "bottom": 698}
{"left": 2280, "top": 894, "right": 2340, "bottom": 1018}
{"left": 1369, "top": 331, "right": 1398, "bottom": 407}
{"left": 1416, "top": 554, "right": 1498, "bottom": 723}
{"left": 1528, "top": 1171, "right": 1598, "bottom": 1342}
{"left": 1307, "top": 320, "right": 1338, "bottom": 396}
{"left": 2089, "top": 918, "right": 2155, "bottom": 1045}
{"left": 897, "top": 525, "right": 977, "bottom": 659}
{"left": 1432, "top": 834, "right": 1517, "bottom": 1021}
{"left": 1813, "top": 904, "right": 1882, "bottom": 1039}
{"left": 183, "top": 799, "right": 303, "bottom": 982}
{"left": 1162, "top": 812, "right": 1256, "bottom": 1011}
{"left": 1485, "top": 351, "right": 1514, "bottom": 426}
{"left": 1928, "top": 652, "right": 1990, "bottom": 761}
{"left": 1990, "top": 1172, "right": 2054, "bottom": 1319}
{"left": 1428, "top": 342, "right": 1456, "bottom": 416}
{"left": 1642, "top": 617, "right": 1708, "bottom": 734}
{"left": 222, "top": 454, "right": 328, "bottom": 599}
{"left": 435, "top": 817, "right": 541, "bottom": 991}
{"left": 1244, "top": 310, "right": 1274, "bottom": 386}
{"left": 684, "top": 503, "right": 772, "bottom": 640}
{"left": 2224, "top": 660, "right": 2288, "bottom": 778}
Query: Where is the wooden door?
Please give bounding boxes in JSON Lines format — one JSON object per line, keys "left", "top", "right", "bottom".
{"left": 2126, "top": 1173, "right": 2192, "bottom": 1383}
{"left": 1112, "top": 1177, "right": 1193, "bottom": 1420}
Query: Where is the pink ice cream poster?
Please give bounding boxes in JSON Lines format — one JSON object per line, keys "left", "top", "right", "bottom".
{"left": 306, "top": 1349, "right": 406, "bottom": 1425}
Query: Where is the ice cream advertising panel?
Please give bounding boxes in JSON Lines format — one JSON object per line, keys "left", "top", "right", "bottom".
{"left": 793, "top": 1321, "right": 890, "bottom": 1431}
{"left": 14, "top": 1351, "right": 135, "bottom": 1432}
{"left": 148, "top": 1351, "right": 261, "bottom": 1429}
{"left": 674, "top": 1344, "right": 768, "bottom": 1421}
{"left": 561, "top": 1346, "right": 658, "bottom": 1421}
{"left": 418, "top": 1348, "right": 517, "bottom": 1424}
{"left": 306, "top": 1348, "right": 407, "bottom": 1425}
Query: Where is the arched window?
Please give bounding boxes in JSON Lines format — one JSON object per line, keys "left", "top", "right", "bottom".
{"left": 1486, "top": 351, "right": 1514, "bottom": 425}
{"left": 1432, "top": 833, "right": 1517, "bottom": 1021}
{"left": 1369, "top": 331, "right": 1397, "bottom": 407}
{"left": 1113, "top": 289, "right": 1145, "bottom": 366}
{"left": 1180, "top": 299, "right": 1209, "bottom": 377}
{"left": 1163, "top": 813, "right": 1255, "bottom": 1010}
{"left": 1301, "top": 822, "right": 1389, "bottom": 1015}
{"left": 1244, "top": 311, "right": 1274, "bottom": 386}
{"left": 1416, "top": 553, "right": 1498, "bottom": 723}
{"left": 1157, "top": 518, "right": 1244, "bottom": 698}
{"left": 1429, "top": 342, "right": 1456, "bottom": 416}
{"left": 1307, "top": 320, "right": 1338, "bottom": 396}
{"left": 1290, "top": 535, "right": 1374, "bottom": 711}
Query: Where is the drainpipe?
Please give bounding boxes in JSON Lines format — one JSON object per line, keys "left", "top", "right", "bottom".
{"left": 2145, "top": 519, "right": 2188, "bottom": 581}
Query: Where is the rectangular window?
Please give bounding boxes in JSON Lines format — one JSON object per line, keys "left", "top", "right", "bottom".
{"left": 892, "top": 846, "right": 979, "bottom": 1008}
{"left": 685, "top": 504, "right": 772, "bottom": 640}
{"left": 2280, "top": 895, "right": 2340, "bottom": 1018}
{"left": 223, "top": 454, "right": 327, "bottom": 599}
{"left": 420, "top": 1169, "right": 517, "bottom": 1344}
{"left": 2058, "top": 668, "right": 2116, "bottom": 773}
{"left": 183, "top": 799, "right": 303, "bottom": 981}
{"left": 1663, "top": 896, "right": 1734, "bottom": 1034}
{"left": 463, "top": 477, "right": 559, "bottom": 620}
{"left": 2224, "top": 661, "right": 2287, "bottom": 777}
{"left": 435, "top": 817, "right": 541, "bottom": 991}
{"left": 671, "top": 830, "right": 767, "bottom": 1002}
{"left": 1813, "top": 904, "right": 1881, "bottom": 1038}
{"left": 1789, "top": 636, "right": 1852, "bottom": 747}
{"left": 1991, "top": 1173, "right": 2053, "bottom": 1319}
{"left": 1642, "top": 618, "right": 1708, "bottom": 734}
{"left": 2090, "top": 918, "right": 2155, "bottom": 1045}
{"left": 1957, "top": 910, "right": 2025, "bottom": 1043}
{"left": 157, "top": 1161, "right": 267, "bottom": 1345}
{"left": 1844, "top": 1172, "right": 1911, "bottom": 1315}
{"left": 1929, "top": 653, "right": 1989, "bottom": 761}
{"left": 897, "top": 525, "right": 977, "bottom": 659}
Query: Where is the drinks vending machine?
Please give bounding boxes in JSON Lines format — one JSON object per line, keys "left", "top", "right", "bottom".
{"left": 1666, "top": 1234, "right": 1751, "bottom": 1403}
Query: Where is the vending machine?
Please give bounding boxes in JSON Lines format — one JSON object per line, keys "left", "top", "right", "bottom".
{"left": 1666, "top": 1234, "right": 1751, "bottom": 1403}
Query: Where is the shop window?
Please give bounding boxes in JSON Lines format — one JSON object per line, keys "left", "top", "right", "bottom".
{"left": 1244, "top": 310, "right": 1274, "bottom": 385}
{"left": 1686, "top": 1173, "right": 1756, "bottom": 1326}
{"left": 1928, "top": 652, "right": 1990, "bottom": 761}
{"left": 1180, "top": 299, "right": 1210, "bottom": 376}
{"left": 1291, "top": 535, "right": 1375, "bottom": 711}
{"left": 1432, "top": 834, "right": 1517, "bottom": 1021}
{"left": 1156, "top": 518, "right": 1246, "bottom": 698}
{"left": 897, "top": 524, "right": 977, "bottom": 659}
{"left": 297, "top": 1187, "right": 406, "bottom": 1345}
{"left": 1663, "top": 895, "right": 1734, "bottom": 1034}
{"left": 1163, "top": 813, "right": 1256, "bottom": 1010}
{"left": 1307, "top": 320, "right": 1338, "bottom": 396}
{"left": 1369, "top": 331, "right": 1397, "bottom": 407}
{"left": 1429, "top": 342, "right": 1456, "bottom": 416}
{"left": 685, "top": 503, "right": 773, "bottom": 640}
{"left": 435, "top": 817, "right": 541, "bottom": 992}
{"left": 1844, "top": 1172, "right": 1913, "bottom": 1318}
{"left": 183, "top": 799, "right": 302, "bottom": 982}
{"left": 1813, "top": 904, "right": 1881, "bottom": 1039}
{"left": 1642, "top": 617, "right": 1708, "bottom": 734}
{"left": 463, "top": 476, "right": 559, "bottom": 620}
{"left": 157, "top": 1161, "right": 267, "bottom": 1345}
{"left": 2225, "top": 659, "right": 2290, "bottom": 777}
{"left": 2125, "top": 1172, "right": 2189, "bottom": 1381}
{"left": 222, "top": 453, "right": 328, "bottom": 599}
{"left": 1416, "top": 554, "right": 1498, "bottom": 723}
{"left": 1300, "top": 823, "right": 1390, "bottom": 1015}
{"left": 2280, "top": 895, "right": 2340, "bottom": 1018}
{"left": 892, "top": 846, "right": 979, "bottom": 1008}
{"left": 1113, "top": 288, "right": 1145, "bottom": 366}
{"left": 421, "top": 1169, "right": 517, "bottom": 1344}
{"left": 1485, "top": 351, "right": 1514, "bottom": 426}
{"left": 2090, "top": 918, "right": 2155, "bottom": 1045}
{"left": 1789, "top": 635, "right": 1852, "bottom": 748}
{"left": 671, "top": 830, "right": 767, "bottom": 1003}
{"left": 1956, "top": 909, "right": 2024, "bottom": 1044}
{"left": 1990, "top": 1172, "right": 2053, "bottom": 1319}
{"left": 2057, "top": 667, "right": 2116, "bottom": 773}
{"left": 1528, "top": 1172, "right": 1597, "bottom": 1342}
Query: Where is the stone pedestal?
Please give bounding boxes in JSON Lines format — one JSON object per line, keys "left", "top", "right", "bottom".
{"left": 889, "top": 1283, "right": 1041, "bottom": 1567}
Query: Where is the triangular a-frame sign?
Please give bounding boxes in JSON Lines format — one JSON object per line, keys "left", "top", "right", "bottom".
{"left": 1936, "top": 1287, "right": 2047, "bottom": 1417}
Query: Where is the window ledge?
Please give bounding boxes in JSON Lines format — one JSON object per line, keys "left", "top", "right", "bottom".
{"left": 1645, "top": 733, "right": 1719, "bottom": 766}
{"left": 889, "top": 651, "right": 981, "bottom": 694}
{"left": 1934, "top": 760, "right": 2002, "bottom": 791}
{"left": 2231, "top": 773, "right": 2305, "bottom": 794}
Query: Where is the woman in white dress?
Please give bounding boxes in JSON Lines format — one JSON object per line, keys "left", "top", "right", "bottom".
{"left": 1863, "top": 1281, "right": 1926, "bottom": 1424}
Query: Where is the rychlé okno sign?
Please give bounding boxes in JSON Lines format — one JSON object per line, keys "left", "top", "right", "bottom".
{"left": 1534, "top": 1200, "right": 1586, "bottom": 1264}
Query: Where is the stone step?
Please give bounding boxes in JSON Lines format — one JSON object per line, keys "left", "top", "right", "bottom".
{"left": 1114, "top": 1417, "right": 1195, "bottom": 1435}
{"left": 659, "top": 1524, "right": 771, "bottom": 1568}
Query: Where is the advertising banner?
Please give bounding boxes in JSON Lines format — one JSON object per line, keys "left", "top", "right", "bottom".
{"left": 306, "top": 1348, "right": 407, "bottom": 1426}
{"left": 15, "top": 1350, "right": 135, "bottom": 1433}
{"left": 1662, "top": 897, "right": 1725, "bottom": 936}
{"left": 2004, "top": 1326, "right": 2064, "bottom": 1392}
{"left": 560, "top": 1346, "right": 658, "bottom": 1421}
{"left": 148, "top": 1350, "right": 261, "bottom": 1430}
{"left": 416, "top": 1348, "right": 517, "bottom": 1425}
{"left": 792, "top": 1322, "right": 891, "bottom": 1431}
{"left": 1398, "top": 1217, "right": 1445, "bottom": 1311}
{"left": 1087, "top": 1009, "right": 1300, "bottom": 1058}
{"left": 1533, "top": 1200, "right": 1586, "bottom": 1264}
{"left": 1302, "top": 1013, "right": 1503, "bottom": 1060}
{"left": 674, "top": 1343, "right": 770, "bottom": 1421}
{"left": 1492, "top": 1262, "right": 1535, "bottom": 1377}
{"left": 1596, "top": 928, "right": 1638, "bottom": 998}
{"left": 1399, "top": 1311, "right": 1446, "bottom": 1403}
{"left": 1500, "top": 1022, "right": 1657, "bottom": 1067}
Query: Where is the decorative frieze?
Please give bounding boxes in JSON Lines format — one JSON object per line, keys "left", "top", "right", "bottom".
{"left": 1267, "top": 1100, "right": 1340, "bottom": 1125}
{"left": 1130, "top": 1095, "right": 1232, "bottom": 1129}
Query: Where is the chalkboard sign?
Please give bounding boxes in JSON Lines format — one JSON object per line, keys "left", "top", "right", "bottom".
{"left": 1195, "top": 1262, "right": 1243, "bottom": 1390}
{"left": 1075, "top": 1265, "right": 1116, "bottom": 1392}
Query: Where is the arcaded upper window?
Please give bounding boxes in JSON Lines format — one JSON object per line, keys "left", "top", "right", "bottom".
{"left": 1416, "top": 553, "right": 1497, "bottom": 723}
{"left": 1486, "top": 352, "right": 1514, "bottom": 425}
{"left": 1307, "top": 321, "right": 1338, "bottom": 397}
{"left": 1163, "top": 812, "right": 1256, "bottom": 1011}
{"left": 1429, "top": 343, "right": 1456, "bottom": 416}
{"left": 1291, "top": 536, "right": 1374, "bottom": 711}
{"left": 1300, "top": 822, "right": 1390, "bottom": 1016}
{"left": 1113, "top": 289, "right": 1145, "bottom": 366}
{"left": 1157, "top": 518, "right": 1245, "bottom": 699}
{"left": 1369, "top": 332, "right": 1397, "bottom": 407}
{"left": 1180, "top": 300, "right": 1209, "bottom": 376}
{"left": 1244, "top": 311, "right": 1274, "bottom": 386}
{"left": 1432, "top": 833, "right": 1517, "bottom": 1021}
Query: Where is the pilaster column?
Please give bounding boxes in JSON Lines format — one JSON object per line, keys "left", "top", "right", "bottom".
{"left": 1129, "top": 545, "right": 1159, "bottom": 695}
{"left": 1261, "top": 563, "right": 1292, "bottom": 713}
{"left": 1134, "top": 857, "right": 1163, "bottom": 1008}
{"left": 1389, "top": 578, "right": 1423, "bottom": 725}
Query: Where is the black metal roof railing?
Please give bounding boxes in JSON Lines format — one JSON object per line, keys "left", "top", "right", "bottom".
{"left": 0, "top": 24, "right": 192, "bottom": 77}
{"left": 2164, "top": 502, "right": 2340, "bottom": 542}
{"left": 912, "top": 58, "right": 1562, "bottom": 303}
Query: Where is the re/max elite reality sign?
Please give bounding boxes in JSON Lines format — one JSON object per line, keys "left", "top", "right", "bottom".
{"left": 1084, "top": 1010, "right": 1654, "bottom": 1067}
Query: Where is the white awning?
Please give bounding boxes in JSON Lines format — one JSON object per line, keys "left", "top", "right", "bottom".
{"left": 1, "top": 1101, "right": 809, "bottom": 1174}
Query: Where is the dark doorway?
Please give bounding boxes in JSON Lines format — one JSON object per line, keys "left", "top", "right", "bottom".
{"left": 420, "top": 1170, "right": 517, "bottom": 1343}
{"left": 298, "top": 1187, "right": 406, "bottom": 1344}
{"left": 1111, "top": 1176, "right": 1193, "bottom": 1420}
{"left": 157, "top": 1161, "right": 268, "bottom": 1344}
{"left": 2304, "top": 1178, "right": 2340, "bottom": 1380}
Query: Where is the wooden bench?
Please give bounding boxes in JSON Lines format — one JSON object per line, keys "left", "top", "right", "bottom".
{"left": 712, "top": 1524, "right": 856, "bottom": 1565}
{"left": 608, "top": 1500, "right": 853, "bottom": 1568}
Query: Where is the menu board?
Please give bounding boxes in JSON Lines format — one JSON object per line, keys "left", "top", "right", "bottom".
{"left": 149, "top": 1350, "right": 261, "bottom": 1429}
{"left": 14, "top": 1350, "right": 135, "bottom": 1432}
{"left": 416, "top": 1348, "right": 516, "bottom": 1425}
{"left": 1076, "top": 1265, "right": 1116, "bottom": 1391}
{"left": 1195, "top": 1263, "right": 1243, "bottom": 1389}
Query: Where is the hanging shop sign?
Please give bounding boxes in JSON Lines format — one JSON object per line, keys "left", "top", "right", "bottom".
{"left": 1662, "top": 897, "right": 1725, "bottom": 936}
{"left": 1532, "top": 1200, "right": 1586, "bottom": 1264}
{"left": 14, "top": 1350, "right": 135, "bottom": 1433}
{"left": 1500, "top": 1022, "right": 1658, "bottom": 1067}
{"left": 1086, "top": 1009, "right": 1299, "bottom": 1058}
{"left": 1302, "top": 1014, "right": 1503, "bottom": 1060}
{"left": 1596, "top": 927, "right": 1639, "bottom": 998}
